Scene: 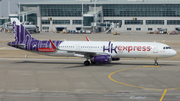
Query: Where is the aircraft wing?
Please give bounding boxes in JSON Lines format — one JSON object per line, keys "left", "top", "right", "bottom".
{"left": 65, "top": 50, "right": 108, "bottom": 56}
{"left": 49, "top": 39, "right": 109, "bottom": 57}
{"left": 64, "top": 49, "right": 109, "bottom": 58}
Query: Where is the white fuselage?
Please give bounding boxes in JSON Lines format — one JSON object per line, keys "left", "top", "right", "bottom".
{"left": 39, "top": 41, "right": 177, "bottom": 58}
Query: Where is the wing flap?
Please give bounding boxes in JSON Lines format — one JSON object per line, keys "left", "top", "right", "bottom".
{"left": 63, "top": 49, "right": 108, "bottom": 57}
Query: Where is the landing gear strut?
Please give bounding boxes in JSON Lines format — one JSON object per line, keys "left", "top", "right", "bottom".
{"left": 154, "top": 58, "right": 158, "bottom": 66}
{"left": 84, "top": 60, "right": 90, "bottom": 66}
{"left": 90, "top": 60, "right": 96, "bottom": 64}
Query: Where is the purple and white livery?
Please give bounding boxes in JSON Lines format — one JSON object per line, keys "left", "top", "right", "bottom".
{"left": 8, "top": 18, "right": 62, "bottom": 53}
{"left": 8, "top": 18, "right": 177, "bottom": 66}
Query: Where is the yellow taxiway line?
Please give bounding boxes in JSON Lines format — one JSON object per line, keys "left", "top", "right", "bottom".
{"left": 9, "top": 58, "right": 19, "bottom": 60}
{"left": 108, "top": 66, "right": 162, "bottom": 91}
{"left": 159, "top": 89, "right": 167, "bottom": 101}
{"left": 0, "top": 47, "right": 6, "bottom": 50}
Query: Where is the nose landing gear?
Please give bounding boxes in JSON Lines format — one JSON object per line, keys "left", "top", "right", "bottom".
{"left": 154, "top": 58, "right": 158, "bottom": 66}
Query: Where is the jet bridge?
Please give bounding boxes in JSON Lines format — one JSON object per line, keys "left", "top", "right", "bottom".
{"left": 91, "top": 22, "right": 120, "bottom": 33}
{"left": 80, "top": 5, "right": 121, "bottom": 33}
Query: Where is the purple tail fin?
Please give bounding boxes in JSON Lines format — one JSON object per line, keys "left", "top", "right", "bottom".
{"left": 11, "top": 18, "right": 37, "bottom": 42}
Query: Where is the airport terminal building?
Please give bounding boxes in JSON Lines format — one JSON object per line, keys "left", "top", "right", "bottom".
{"left": 19, "top": 0, "right": 180, "bottom": 32}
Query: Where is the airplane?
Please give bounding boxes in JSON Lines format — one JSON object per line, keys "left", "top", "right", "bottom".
{"left": 8, "top": 18, "right": 177, "bottom": 66}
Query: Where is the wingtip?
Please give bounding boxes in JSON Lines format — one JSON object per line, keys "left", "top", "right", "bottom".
{"left": 86, "top": 36, "right": 90, "bottom": 41}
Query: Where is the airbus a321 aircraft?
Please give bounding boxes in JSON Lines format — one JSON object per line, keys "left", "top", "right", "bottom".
{"left": 8, "top": 18, "right": 177, "bottom": 66}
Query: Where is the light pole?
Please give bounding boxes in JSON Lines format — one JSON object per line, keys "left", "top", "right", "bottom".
{"left": 93, "top": 0, "right": 96, "bottom": 34}
{"left": 82, "top": 0, "right": 83, "bottom": 31}
{"left": 19, "top": 1, "right": 20, "bottom": 21}
{"left": 0, "top": 0, "right": 2, "bottom": 17}
{"left": 8, "top": 0, "right": 10, "bottom": 16}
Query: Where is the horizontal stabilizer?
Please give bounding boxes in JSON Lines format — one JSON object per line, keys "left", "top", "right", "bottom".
{"left": 9, "top": 44, "right": 25, "bottom": 47}
{"left": 8, "top": 43, "right": 25, "bottom": 48}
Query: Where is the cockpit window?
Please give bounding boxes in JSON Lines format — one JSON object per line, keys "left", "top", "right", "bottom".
{"left": 163, "top": 47, "right": 171, "bottom": 49}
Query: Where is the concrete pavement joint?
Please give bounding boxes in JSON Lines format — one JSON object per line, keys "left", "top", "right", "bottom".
{"left": 4, "top": 90, "right": 104, "bottom": 94}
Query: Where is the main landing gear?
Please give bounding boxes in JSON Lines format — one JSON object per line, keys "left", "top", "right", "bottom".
{"left": 84, "top": 60, "right": 96, "bottom": 66}
{"left": 84, "top": 60, "right": 90, "bottom": 66}
{"left": 154, "top": 58, "right": 158, "bottom": 66}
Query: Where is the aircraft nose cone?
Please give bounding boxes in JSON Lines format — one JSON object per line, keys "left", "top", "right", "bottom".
{"left": 172, "top": 50, "right": 177, "bottom": 56}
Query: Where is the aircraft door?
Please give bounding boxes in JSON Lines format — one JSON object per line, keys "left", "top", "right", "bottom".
{"left": 153, "top": 44, "right": 158, "bottom": 53}
{"left": 76, "top": 44, "right": 81, "bottom": 51}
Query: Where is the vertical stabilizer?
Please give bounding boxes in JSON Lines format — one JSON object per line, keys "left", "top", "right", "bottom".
{"left": 11, "top": 18, "right": 36, "bottom": 42}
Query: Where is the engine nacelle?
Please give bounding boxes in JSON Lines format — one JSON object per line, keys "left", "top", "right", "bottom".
{"left": 112, "top": 58, "right": 120, "bottom": 61}
{"left": 92, "top": 55, "right": 112, "bottom": 63}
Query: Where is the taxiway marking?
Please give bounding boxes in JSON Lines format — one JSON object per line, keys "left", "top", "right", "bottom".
{"left": 0, "top": 47, "right": 6, "bottom": 50}
{"left": 159, "top": 89, "right": 167, "bottom": 101}
{"left": 9, "top": 58, "right": 19, "bottom": 60}
{"left": 167, "top": 87, "right": 180, "bottom": 90}
{"left": 108, "top": 66, "right": 162, "bottom": 91}
{"left": 109, "top": 65, "right": 180, "bottom": 92}
{"left": 142, "top": 66, "right": 160, "bottom": 67}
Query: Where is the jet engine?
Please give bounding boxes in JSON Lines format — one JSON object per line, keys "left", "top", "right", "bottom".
{"left": 91, "top": 55, "right": 112, "bottom": 63}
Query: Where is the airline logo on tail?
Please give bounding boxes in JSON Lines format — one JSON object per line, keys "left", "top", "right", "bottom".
{"left": 11, "top": 18, "right": 36, "bottom": 42}
{"left": 8, "top": 18, "right": 62, "bottom": 52}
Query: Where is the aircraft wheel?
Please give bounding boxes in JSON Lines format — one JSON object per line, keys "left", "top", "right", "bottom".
{"left": 154, "top": 62, "right": 158, "bottom": 66}
{"left": 154, "top": 58, "right": 158, "bottom": 66}
{"left": 84, "top": 61, "right": 90, "bottom": 66}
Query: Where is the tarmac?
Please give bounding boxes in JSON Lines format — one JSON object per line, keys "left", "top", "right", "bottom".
{"left": 0, "top": 32, "right": 180, "bottom": 101}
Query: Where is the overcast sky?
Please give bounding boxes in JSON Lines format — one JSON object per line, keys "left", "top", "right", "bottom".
{"left": 0, "top": 0, "right": 44, "bottom": 17}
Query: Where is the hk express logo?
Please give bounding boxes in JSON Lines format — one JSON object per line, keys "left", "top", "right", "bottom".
{"left": 103, "top": 42, "right": 151, "bottom": 54}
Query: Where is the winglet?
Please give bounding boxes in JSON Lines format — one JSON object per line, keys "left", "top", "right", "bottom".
{"left": 86, "top": 36, "right": 90, "bottom": 41}
{"left": 49, "top": 39, "right": 57, "bottom": 49}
